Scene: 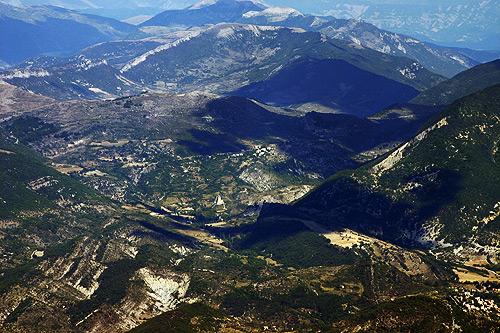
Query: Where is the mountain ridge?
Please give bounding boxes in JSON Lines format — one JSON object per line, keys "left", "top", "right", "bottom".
{"left": 411, "top": 59, "right": 500, "bottom": 106}
{"left": 139, "top": 0, "right": 265, "bottom": 29}
{"left": 293, "top": 83, "right": 500, "bottom": 249}
{"left": 1, "top": 23, "right": 444, "bottom": 109}
{"left": 237, "top": 6, "right": 479, "bottom": 77}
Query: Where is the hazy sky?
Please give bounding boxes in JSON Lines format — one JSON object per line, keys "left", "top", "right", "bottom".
{"left": 0, "top": 0, "right": 476, "bottom": 9}
{"left": 0, "top": 0, "right": 487, "bottom": 19}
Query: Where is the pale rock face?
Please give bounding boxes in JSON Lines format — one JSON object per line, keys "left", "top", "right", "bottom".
{"left": 401, "top": 219, "right": 447, "bottom": 248}
{"left": 239, "top": 163, "right": 280, "bottom": 192}
{"left": 243, "top": 6, "right": 304, "bottom": 22}
{"left": 239, "top": 185, "right": 314, "bottom": 207}
{"left": 137, "top": 267, "right": 190, "bottom": 311}
{"left": 121, "top": 30, "right": 203, "bottom": 72}
{"left": 27, "top": 176, "right": 58, "bottom": 191}
{"left": 213, "top": 23, "right": 281, "bottom": 39}
{"left": 371, "top": 117, "right": 448, "bottom": 175}
{"left": 217, "top": 26, "right": 238, "bottom": 39}
{"left": 0, "top": 68, "right": 50, "bottom": 80}
{"left": 39, "top": 239, "right": 108, "bottom": 300}
{"left": 213, "top": 195, "right": 225, "bottom": 206}
{"left": 74, "top": 59, "right": 108, "bottom": 71}
{"left": 169, "top": 244, "right": 192, "bottom": 256}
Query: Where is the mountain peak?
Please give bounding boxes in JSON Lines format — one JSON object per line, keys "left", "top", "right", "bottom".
{"left": 242, "top": 6, "right": 305, "bottom": 22}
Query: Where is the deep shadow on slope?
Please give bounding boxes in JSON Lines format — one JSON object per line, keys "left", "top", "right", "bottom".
{"left": 239, "top": 167, "right": 463, "bottom": 249}
{"left": 292, "top": 168, "right": 463, "bottom": 248}
{"left": 177, "top": 96, "right": 441, "bottom": 177}
{"left": 229, "top": 58, "right": 420, "bottom": 117}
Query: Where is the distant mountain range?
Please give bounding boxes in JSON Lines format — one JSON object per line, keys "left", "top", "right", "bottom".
{"left": 136, "top": 1, "right": 483, "bottom": 78}
{"left": 237, "top": 6, "right": 478, "bottom": 77}
{"left": 1, "top": 23, "right": 443, "bottom": 117}
{"left": 139, "top": 0, "right": 265, "bottom": 28}
{"left": 316, "top": 0, "right": 500, "bottom": 50}
{"left": 1, "top": 0, "right": 496, "bottom": 119}
{"left": 1, "top": 0, "right": 494, "bottom": 80}
{"left": 0, "top": 0, "right": 193, "bottom": 18}
{"left": 121, "top": 23, "right": 440, "bottom": 93}
{"left": 4, "top": 0, "right": 498, "bottom": 51}
{"left": 4, "top": 0, "right": 500, "bottom": 47}
{"left": 0, "top": 3, "right": 135, "bottom": 68}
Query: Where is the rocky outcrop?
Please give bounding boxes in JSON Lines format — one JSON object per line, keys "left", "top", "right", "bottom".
{"left": 239, "top": 163, "right": 280, "bottom": 192}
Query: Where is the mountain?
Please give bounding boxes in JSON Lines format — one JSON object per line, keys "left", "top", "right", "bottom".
{"left": 139, "top": 0, "right": 265, "bottom": 30}
{"left": 3, "top": 1, "right": 500, "bottom": 331}
{"left": 0, "top": 3, "right": 135, "bottom": 68}
{"left": 2, "top": 84, "right": 480, "bottom": 333}
{"left": 412, "top": 59, "right": 500, "bottom": 106}
{"left": 119, "top": 23, "right": 442, "bottom": 109}
{"left": 3, "top": 0, "right": 499, "bottom": 52}
{"left": 2, "top": 23, "right": 443, "bottom": 114}
{"left": 293, "top": 83, "right": 500, "bottom": 249}
{"left": 133, "top": 1, "right": 479, "bottom": 78}
{"left": 13, "top": 29, "right": 200, "bottom": 70}
{"left": 230, "top": 58, "right": 420, "bottom": 117}
{"left": 317, "top": 0, "right": 500, "bottom": 50}
{"left": 238, "top": 7, "right": 479, "bottom": 78}
{"left": 0, "top": 0, "right": 182, "bottom": 10}
{"left": 0, "top": 58, "right": 144, "bottom": 100}
{"left": 0, "top": 0, "right": 194, "bottom": 17}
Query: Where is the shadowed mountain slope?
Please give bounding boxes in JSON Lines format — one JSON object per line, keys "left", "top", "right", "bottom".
{"left": 230, "top": 58, "right": 420, "bottom": 117}
{"left": 294, "top": 83, "right": 500, "bottom": 248}
{"left": 411, "top": 59, "right": 500, "bottom": 106}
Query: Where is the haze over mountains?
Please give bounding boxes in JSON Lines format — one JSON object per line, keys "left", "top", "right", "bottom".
{"left": 318, "top": 0, "right": 500, "bottom": 50}
{"left": 1, "top": 0, "right": 491, "bottom": 117}
{"left": 1, "top": 0, "right": 500, "bottom": 331}
{"left": 1, "top": 18, "right": 445, "bottom": 116}
{"left": 2, "top": 0, "right": 498, "bottom": 49}
{"left": 0, "top": 3, "right": 136, "bottom": 68}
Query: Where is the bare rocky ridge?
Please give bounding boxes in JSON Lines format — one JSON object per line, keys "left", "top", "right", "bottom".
{"left": 238, "top": 7, "right": 478, "bottom": 77}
